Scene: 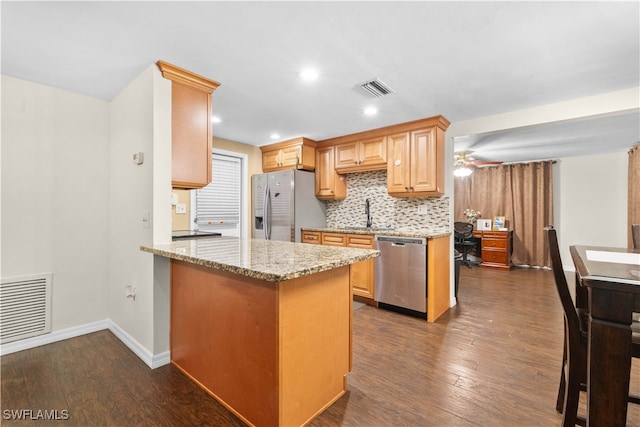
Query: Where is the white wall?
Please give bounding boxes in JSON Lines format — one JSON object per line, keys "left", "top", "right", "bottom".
{"left": 108, "top": 65, "right": 171, "bottom": 357}
{"left": 1, "top": 75, "right": 110, "bottom": 330}
{"left": 2, "top": 68, "right": 173, "bottom": 363}
{"left": 555, "top": 151, "right": 628, "bottom": 269}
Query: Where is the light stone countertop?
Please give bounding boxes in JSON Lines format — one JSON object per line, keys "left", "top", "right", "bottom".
{"left": 140, "top": 236, "right": 379, "bottom": 282}
{"left": 302, "top": 227, "right": 451, "bottom": 239}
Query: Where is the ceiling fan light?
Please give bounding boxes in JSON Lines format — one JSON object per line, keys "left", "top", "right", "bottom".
{"left": 453, "top": 165, "right": 473, "bottom": 178}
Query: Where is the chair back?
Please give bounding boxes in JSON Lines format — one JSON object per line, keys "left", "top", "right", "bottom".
{"left": 544, "top": 226, "right": 581, "bottom": 339}
{"left": 454, "top": 221, "right": 474, "bottom": 242}
{"left": 632, "top": 224, "right": 640, "bottom": 249}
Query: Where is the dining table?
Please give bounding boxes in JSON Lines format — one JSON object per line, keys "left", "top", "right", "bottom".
{"left": 570, "top": 245, "right": 640, "bottom": 427}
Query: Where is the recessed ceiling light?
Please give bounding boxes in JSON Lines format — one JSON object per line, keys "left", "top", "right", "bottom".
{"left": 211, "top": 116, "right": 222, "bottom": 124}
{"left": 270, "top": 133, "right": 280, "bottom": 140}
{"left": 364, "top": 106, "right": 378, "bottom": 116}
{"left": 299, "top": 68, "right": 319, "bottom": 81}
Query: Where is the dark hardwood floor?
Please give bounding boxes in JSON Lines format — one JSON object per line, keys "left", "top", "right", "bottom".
{"left": 2, "top": 266, "right": 639, "bottom": 426}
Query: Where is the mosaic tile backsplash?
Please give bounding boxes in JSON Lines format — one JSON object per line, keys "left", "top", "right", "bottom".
{"left": 325, "top": 170, "right": 450, "bottom": 232}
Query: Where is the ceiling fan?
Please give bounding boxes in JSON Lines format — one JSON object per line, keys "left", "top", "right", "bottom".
{"left": 453, "top": 151, "right": 502, "bottom": 177}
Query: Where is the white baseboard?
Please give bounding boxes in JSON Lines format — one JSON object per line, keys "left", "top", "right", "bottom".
{"left": 0, "top": 319, "right": 170, "bottom": 369}
{"left": 107, "top": 321, "right": 170, "bottom": 368}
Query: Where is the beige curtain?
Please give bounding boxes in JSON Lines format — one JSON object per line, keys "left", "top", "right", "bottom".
{"left": 629, "top": 145, "right": 640, "bottom": 248}
{"left": 454, "top": 161, "right": 554, "bottom": 267}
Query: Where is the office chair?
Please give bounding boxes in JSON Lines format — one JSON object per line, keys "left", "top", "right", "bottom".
{"left": 544, "top": 226, "right": 640, "bottom": 427}
{"left": 454, "top": 221, "right": 478, "bottom": 268}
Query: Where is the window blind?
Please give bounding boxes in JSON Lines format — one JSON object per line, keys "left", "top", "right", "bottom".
{"left": 195, "top": 153, "right": 241, "bottom": 231}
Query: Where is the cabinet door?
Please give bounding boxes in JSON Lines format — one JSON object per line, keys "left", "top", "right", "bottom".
{"left": 386, "top": 132, "right": 411, "bottom": 194}
{"left": 280, "top": 144, "right": 302, "bottom": 168}
{"left": 315, "top": 146, "right": 346, "bottom": 200}
{"left": 347, "top": 234, "right": 375, "bottom": 299}
{"left": 334, "top": 142, "right": 359, "bottom": 169}
{"left": 359, "top": 136, "right": 387, "bottom": 168}
{"left": 262, "top": 149, "right": 282, "bottom": 171}
{"left": 410, "top": 127, "right": 438, "bottom": 193}
{"left": 171, "top": 83, "right": 212, "bottom": 188}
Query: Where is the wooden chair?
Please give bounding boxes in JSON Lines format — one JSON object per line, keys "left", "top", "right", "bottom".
{"left": 632, "top": 223, "right": 640, "bottom": 249}
{"left": 544, "top": 226, "right": 640, "bottom": 426}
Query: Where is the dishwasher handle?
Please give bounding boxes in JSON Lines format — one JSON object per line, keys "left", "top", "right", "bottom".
{"left": 376, "top": 235, "right": 427, "bottom": 245}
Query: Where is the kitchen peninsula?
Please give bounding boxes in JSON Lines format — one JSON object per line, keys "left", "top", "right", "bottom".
{"left": 141, "top": 237, "right": 379, "bottom": 427}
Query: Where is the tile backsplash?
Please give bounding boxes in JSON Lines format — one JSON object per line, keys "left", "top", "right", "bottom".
{"left": 325, "top": 170, "right": 450, "bottom": 232}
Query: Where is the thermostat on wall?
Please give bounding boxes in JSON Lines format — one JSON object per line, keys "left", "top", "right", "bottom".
{"left": 133, "top": 152, "right": 144, "bottom": 165}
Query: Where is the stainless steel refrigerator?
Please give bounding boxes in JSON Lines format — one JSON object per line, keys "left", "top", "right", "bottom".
{"left": 252, "top": 169, "right": 326, "bottom": 242}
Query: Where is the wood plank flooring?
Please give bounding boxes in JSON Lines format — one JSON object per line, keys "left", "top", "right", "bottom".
{"left": 2, "top": 266, "right": 639, "bottom": 426}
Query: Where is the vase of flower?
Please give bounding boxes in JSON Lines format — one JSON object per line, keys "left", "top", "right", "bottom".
{"left": 463, "top": 209, "right": 481, "bottom": 224}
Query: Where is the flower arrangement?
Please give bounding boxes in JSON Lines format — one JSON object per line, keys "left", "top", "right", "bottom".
{"left": 463, "top": 208, "right": 481, "bottom": 224}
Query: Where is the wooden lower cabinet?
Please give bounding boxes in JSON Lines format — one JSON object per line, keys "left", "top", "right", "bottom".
{"left": 346, "top": 235, "right": 375, "bottom": 301}
{"left": 303, "top": 231, "right": 375, "bottom": 301}
{"left": 301, "top": 230, "right": 321, "bottom": 244}
{"left": 473, "top": 230, "right": 513, "bottom": 270}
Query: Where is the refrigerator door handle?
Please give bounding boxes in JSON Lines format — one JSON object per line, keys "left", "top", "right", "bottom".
{"left": 263, "top": 184, "right": 272, "bottom": 240}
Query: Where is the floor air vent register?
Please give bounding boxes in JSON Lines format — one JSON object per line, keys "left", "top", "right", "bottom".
{"left": 0, "top": 273, "right": 52, "bottom": 344}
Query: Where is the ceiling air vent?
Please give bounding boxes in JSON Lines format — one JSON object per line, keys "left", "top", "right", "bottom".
{"left": 357, "top": 78, "right": 395, "bottom": 98}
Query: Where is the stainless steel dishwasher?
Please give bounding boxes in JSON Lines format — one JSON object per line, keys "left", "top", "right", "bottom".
{"left": 374, "top": 236, "right": 427, "bottom": 317}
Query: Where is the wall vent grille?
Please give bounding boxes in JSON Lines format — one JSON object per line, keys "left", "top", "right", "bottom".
{"left": 357, "top": 78, "right": 395, "bottom": 98}
{"left": 1, "top": 274, "right": 52, "bottom": 344}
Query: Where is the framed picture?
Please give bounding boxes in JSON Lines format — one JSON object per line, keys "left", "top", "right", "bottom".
{"left": 493, "top": 216, "right": 506, "bottom": 230}
{"left": 477, "top": 219, "right": 492, "bottom": 231}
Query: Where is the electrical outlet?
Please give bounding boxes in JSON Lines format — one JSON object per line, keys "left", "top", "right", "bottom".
{"left": 176, "top": 203, "right": 186, "bottom": 214}
{"left": 417, "top": 204, "right": 428, "bottom": 215}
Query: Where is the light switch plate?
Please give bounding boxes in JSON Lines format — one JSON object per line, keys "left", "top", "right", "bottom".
{"left": 141, "top": 210, "right": 150, "bottom": 228}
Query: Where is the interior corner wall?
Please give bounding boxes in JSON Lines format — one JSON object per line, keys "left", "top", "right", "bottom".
{"left": 1, "top": 75, "right": 110, "bottom": 331}
{"left": 108, "top": 65, "right": 162, "bottom": 354}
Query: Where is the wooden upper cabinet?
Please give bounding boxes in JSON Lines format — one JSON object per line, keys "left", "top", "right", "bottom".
{"left": 386, "top": 132, "right": 412, "bottom": 194}
{"left": 261, "top": 137, "right": 316, "bottom": 172}
{"left": 315, "top": 146, "right": 346, "bottom": 200}
{"left": 387, "top": 118, "right": 448, "bottom": 197}
{"left": 334, "top": 136, "right": 387, "bottom": 173}
{"left": 157, "top": 61, "right": 221, "bottom": 189}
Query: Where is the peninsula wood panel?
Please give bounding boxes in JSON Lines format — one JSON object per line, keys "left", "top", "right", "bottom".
{"left": 170, "top": 260, "right": 351, "bottom": 427}
{"left": 427, "top": 235, "right": 451, "bottom": 322}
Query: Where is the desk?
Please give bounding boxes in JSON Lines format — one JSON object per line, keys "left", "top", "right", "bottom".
{"left": 472, "top": 230, "right": 513, "bottom": 270}
{"left": 570, "top": 245, "right": 640, "bottom": 426}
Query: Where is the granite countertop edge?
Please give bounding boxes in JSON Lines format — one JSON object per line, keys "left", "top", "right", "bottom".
{"left": 302, "top": 227, "right": 451, "bottom": 239}
{"left": 140, "top": 242, "right": 379, "bottom": 283}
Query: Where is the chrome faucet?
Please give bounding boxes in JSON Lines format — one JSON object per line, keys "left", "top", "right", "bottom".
{"left": 365, "top": 198, "right": 372, "bottom": 228}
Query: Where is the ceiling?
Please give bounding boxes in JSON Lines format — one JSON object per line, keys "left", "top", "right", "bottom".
{"left": 2, "top": 1, "right": 639, "bottom": 162}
